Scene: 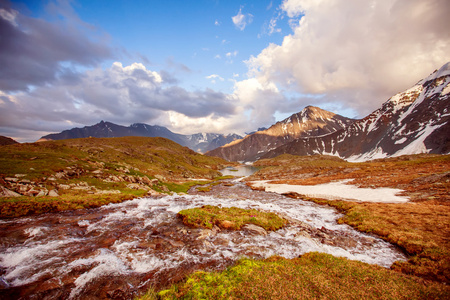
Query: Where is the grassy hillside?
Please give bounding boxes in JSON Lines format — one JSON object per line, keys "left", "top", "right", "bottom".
{"left": 0, "top": 136, "right": 229, "bottom": 217}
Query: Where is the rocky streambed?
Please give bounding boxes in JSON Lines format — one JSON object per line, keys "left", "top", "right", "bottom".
{"left": 0, "top": 179, "right": 406, "bottom": 299}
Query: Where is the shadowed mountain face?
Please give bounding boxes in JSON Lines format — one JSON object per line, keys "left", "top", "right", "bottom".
{"left": 262, "top": 63, "right": 450, "bottom": 162}
{"left": 38, "top": 122, "right": 242, "bottom": 153}
{"left": 205, "top": 106, "right": 354, "bottom": 162}
{"left": 0, "top": 136, "right": 18, "bottom": 146}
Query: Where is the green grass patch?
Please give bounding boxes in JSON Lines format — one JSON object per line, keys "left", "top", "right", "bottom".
{"left": 156, "top": 253, "right": 449, "bottom": 299}
{"left": 177, "top": 205, "right": 287, "bottom": 230}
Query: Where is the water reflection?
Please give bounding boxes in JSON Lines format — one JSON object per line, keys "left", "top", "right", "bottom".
{"left": 220, "top": 165, "right": 258, "bottom": 177}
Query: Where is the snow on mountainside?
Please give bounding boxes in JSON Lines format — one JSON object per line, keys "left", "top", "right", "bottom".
{"left": 205, "top": 106, "right": 354, "bottom": 161}
{"left": 38, "top": 122, "right": 242, "bottom": 153}
{"left": 263, "top": 62, "right": 450, "bottom": 162}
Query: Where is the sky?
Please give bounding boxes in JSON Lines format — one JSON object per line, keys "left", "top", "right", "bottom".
{"left": 1, "top": 0, "right": 449, "bottom": 142}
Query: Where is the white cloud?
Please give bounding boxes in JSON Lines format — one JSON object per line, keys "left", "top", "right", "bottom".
{"left": 226, "top": 51, "right": 238, "bottom": 58}
{"left": 247, "top": 0, "right": 450, "bottom": 116}
{"left": 206, "top": 74, "right": 225, "bottom": 84}
{"left": 215, "top": 19, "right": 220, "bottom": 26}
{"left": 232, "top": 7, "right": 253, "bottom": 31}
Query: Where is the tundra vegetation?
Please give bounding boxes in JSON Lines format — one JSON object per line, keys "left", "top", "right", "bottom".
{"left": 0, "top": 137, "right": 230, "bottom": 218}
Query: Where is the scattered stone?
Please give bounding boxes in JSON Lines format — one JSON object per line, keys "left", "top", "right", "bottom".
{"left": 36, "top": 189, "right": 48, "bottom": 197}
{"left": 48, "top": 190, "right": 59, "bottom": 197}
{"left": 14, "top": 174, "right": 26, "bottom": 178}
{"left": 4, "top": 177, "right": 19, "bottom": 183}
{"left": 58, "top": 184, "right": 71, "bottom": 190}
{"left": 242, "top": 224, "right": 268, "bottom": 236}
{"left": 0, "top": 186, "right": 21, "bottom": 197}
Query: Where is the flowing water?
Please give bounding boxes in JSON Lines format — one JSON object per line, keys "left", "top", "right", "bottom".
{"left": 0, "top": 179, "right": 406, "bottom": 299}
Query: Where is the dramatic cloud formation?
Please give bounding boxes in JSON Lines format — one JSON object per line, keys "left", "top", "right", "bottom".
{"left": 0, "top": 62, "right": 236, "bottom": 137}
{"left": 232, "top": 6, "right": 253, "bottom": 31}
{"left": 0, "top": 4, "right": 112, "bottom": 92}
{"left": 247, "top": 0, "right": 450, "bottom": 116}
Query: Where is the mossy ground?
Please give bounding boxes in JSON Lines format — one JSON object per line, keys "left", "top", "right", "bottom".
{"left": 155, "top": 253, "right": 449, "bottom": 300}
{"left": 177, "top": 205, "right": 287, "bottom": 231}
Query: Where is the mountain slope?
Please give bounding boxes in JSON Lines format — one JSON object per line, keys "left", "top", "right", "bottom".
{"left": 206, "top": 106, "right": 354, "bottom": 161}
{"left": 38, "top": 121, "right": 242, "bottom": 153}
{"left": 263, "top": 62, "right": 450, "bottom": 161}
{"left": 0, "top": 136, "right": 18, "bottom": 146}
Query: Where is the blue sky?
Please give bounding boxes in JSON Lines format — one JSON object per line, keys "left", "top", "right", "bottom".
{"left": 1, "top": 0, "right": 449, "bottom": 141}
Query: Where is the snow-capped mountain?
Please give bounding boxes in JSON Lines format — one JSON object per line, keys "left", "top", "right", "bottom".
{"left": 38, "top": 121, "right": 242, "bottom": 153}
{"left": 262, "top": 62, "right": 450, "bottom": 161}
{"left": 205, "top": 106, "right": 354, "bottom": 161}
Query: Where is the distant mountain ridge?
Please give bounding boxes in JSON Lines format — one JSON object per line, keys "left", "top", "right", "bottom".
{"left": 39, "top": 121, "right": 242, "bottom": 153}
{"left": 206, "top": 106, "right": 354, "bottom": 161}
{"left": 262, "top": 63, "right": 450, "bottom": 161}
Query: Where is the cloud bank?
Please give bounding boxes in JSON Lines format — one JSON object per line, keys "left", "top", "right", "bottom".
{"left": 246, "top": 0, "right": 450, "bottom": 116}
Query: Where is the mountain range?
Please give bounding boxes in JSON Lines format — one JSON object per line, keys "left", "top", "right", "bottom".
{"left": 206, "top": 62, "right": 450, "bottom": 162}
{"left": 38, "top": 122, "right": 242, "bottom": 154}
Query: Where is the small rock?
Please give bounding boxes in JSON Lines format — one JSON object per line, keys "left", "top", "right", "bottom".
{"left": 58, "top": 184, "right": 71, "bottom": 190}
{"left": 0, "top": 186, "right": 21, "bottom": 197}
{"left": 48, "top": 190, "right": 59, "bottom": 197}
{"left": 4, "top": 177, "right": 19, "bottom": 183}
{"left": 242, "top": 224, "right": 268, "bottom": 236}
{"left": 36, "top": 189, "right": 48, "bottom": 197}
{"left": 219, "top": 220, "right": 235, "bottom": 230}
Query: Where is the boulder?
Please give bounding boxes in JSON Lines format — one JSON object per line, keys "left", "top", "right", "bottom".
{"left": 0, "top": 186, "right": 21, "bottom": 197}
{"left": 242, "top": 224, "right": 268, "bottom": 236}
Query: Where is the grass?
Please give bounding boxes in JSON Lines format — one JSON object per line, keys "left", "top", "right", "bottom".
{"left": 299, "top": 197, "right": 450, "bottom": 283}
{"left": 177, "top": 205, "right": 287, "bottom": 231}
{"left": 0, "top": 192, "right": 136, "bottom": 218}
{"left": 0, "top": 136, "right": 230, "bottom": 217}
{"left": 156, "top": 253, "right": 449, "bottom": 299}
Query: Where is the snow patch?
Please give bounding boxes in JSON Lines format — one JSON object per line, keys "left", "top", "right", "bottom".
{"left": 250, "top": 180, "right": 409, "bottom": 203}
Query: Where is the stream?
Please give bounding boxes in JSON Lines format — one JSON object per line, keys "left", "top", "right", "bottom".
{"left": 0, "top": 176, "right": 407, "bottom": 299}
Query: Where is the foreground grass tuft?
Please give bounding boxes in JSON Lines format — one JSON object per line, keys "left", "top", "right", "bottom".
{"left": 177, "top": 205, "right": 287, "bottom": 231}
{"left": 156, "top": 253, "right": 449, "bottom": 299}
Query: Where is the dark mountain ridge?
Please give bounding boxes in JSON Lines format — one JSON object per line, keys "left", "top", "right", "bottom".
{"left": 38, "top": 121, "right": 242, "bottom": 153}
